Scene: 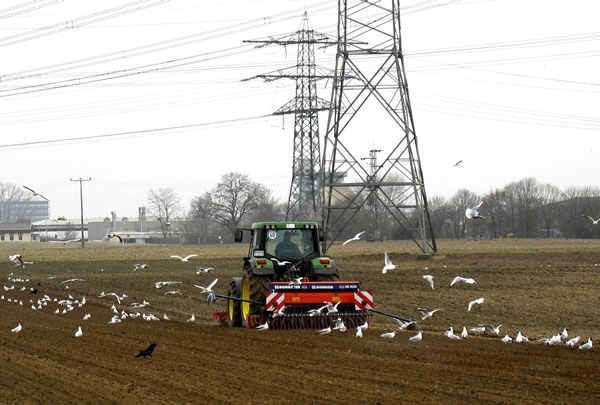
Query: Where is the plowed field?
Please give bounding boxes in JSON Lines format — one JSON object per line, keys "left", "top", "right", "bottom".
{"left": 1, "top": 239, "right": 599, "bottom": 404}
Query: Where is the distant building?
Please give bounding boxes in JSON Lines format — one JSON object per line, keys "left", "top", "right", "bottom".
{"left": 31, "top": 218, "right": 87, "bottom": 242}
{"left": 0, "top": 200, "right": 49, "bottom": 223}
{"left": 0, "top": 223, "right": 32, "bottom": 242}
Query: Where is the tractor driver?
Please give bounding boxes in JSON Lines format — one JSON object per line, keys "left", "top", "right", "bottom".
{"left": 275, "top": 231, "right": 303, "bottom": 259}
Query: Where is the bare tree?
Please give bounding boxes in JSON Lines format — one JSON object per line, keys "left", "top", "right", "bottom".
{"left": 190, "top": 172, "right": 277, "bottom": 241}
{"left": 537, "top": 183, "right": 561, "bottom": 237}
{"left": 147, "top": 187, "right": 181, "bottom": 239}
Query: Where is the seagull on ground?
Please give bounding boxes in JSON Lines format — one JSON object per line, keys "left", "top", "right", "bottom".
{"left": 515, "top": 331, "right": 529, "bottom": 343}
{"left": 468, "top": 297, "right": 486, "bottom": 312}
{"left": 317, "top": 326, "right": 332, "bottom": 335}
{"left": 357, "top": 321, "right": 369, "bottom": 331}
{"left": 134, "top": 264, "right": 149, "bottom": 271}
{"left": 465, "top": 201, "right": 485, "bottom": 219}
{"left": 170, "top": 254, "right": 198, "bottom": 262}
{"left": 566, "top": 336, "right": 581, "bottom": 348}
{"left": 461, "top": 327, "right": 469, "bottom": 338}
{"left": 356, "top": 327, "right": 363, "bottom": 338}
{"left": 469, "top": 326, "right": 486, "bottom": 334}
{"left": 163, "top": 290, "right": 181, "bottom": 295}
{"left": 186, "top": 314, "right": 195, "bottom": 323}
{"left": 74, "top": 326, "right": 83, "bottom": 338}
{"left": 255, "top": 321, "right": 269, "bottom": 331}
{"left": 578, "top": 337, "right": 593, "bottom": 350}
{"left": 560, "top": 327, "right": 569, "bottom": 341}
{"left": 195, "top": 266, "right": 214, "bottom": 274}
{"left": 450, "top": 276, "right": 478, "bottom": 287}
{"left": 22, "top": 185, "right": 49, "bottom": 201}
{"left": 417, "top": 307, "right": 441, "bottom": 320}
{"left": 582, "top": 215, "right": 600, "bottom": 225}
{"left": 380, "top": 331, "right": 397, "bottom": 340}
{"left": 422, "top": 274, "right": 435, "bottom": 290}
{"left": 343, "top": 231, "right": 366, "bottom": 246}
{"left": 193, "top": 278, "right": 218, "bottom": 294}
{"left": 382, "top": 251, "right": 396, "bottom": 274}
{"left": 409, "top": 331, "right": 423, "bottom": 342}
{"left": 155, "top": 281, "right": 182, "bottom": 289}
{"left": 501, "top": 334, "right": 513, "bottom": 343}
{"left": 11, "top": 323, "right": 22, "bottom": 333}
{"left": 481, "top": 324, "right": 502, "bottom": 335}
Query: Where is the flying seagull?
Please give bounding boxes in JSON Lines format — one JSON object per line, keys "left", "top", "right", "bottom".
{"left": 382, "top": 251, "right": 396, "bottom": 274}
{"left": 582, "top": 215, "right": 600, "bottom": 225}
{"left": 481, "top": 323, "right": 502, "bottom": 335}
{"left": 452, "top": 160, "right": 462, "bottom": 167}
{"left": 195, "top": 266, "right": 214, "bottom": 274}
{"left": 416, "top": 307, "right": 441, "bottom": 320}
{"left": 133, "top": 263, "right": 149, "bottom": 271}
{"left": 317, "top": 326, "right": 331, "bottom": 335}
{"left": 271, "top": 258, "right": 291, "bottom": 266}
{"left": 135, "top": 343, "right": 158, "bottom": 358}
{"left": 170, "top": 254, "right": 198, "bottom": 262}
{"left": 22, "top": 185, "right": 49, "bottom": 201}
{"left": 422, "top": 274, "right": 435, "bottom": 290}
{"left": 450, "top": 275, "right": 478, "bottom": 287}
{"left": 468, "top": 297, "right": 486, "bottom": 312}
{"left": 396, "top": 319, "right": 417, "bottom": 331}
{"left": 255, "top": 321, "right": 269, "bottom": 331}
{"left": 465, "top": 201, "right": 485, "bottom": 219}
{"left": 343, "top": 231, "right": 365, "bottom": 246}
{"left": 194, "top": 278, "right": 218, "bottom": 294}
{"left": 155, "top": 281, "right": 181, "bottom": 289}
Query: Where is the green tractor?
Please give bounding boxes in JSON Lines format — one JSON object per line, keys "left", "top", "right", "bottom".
{"left": 228, "top": 221, "right": 358, "bottom": 328}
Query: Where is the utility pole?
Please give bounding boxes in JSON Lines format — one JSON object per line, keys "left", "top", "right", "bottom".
{"left": 322, "top": 0, "right": 436, "bottom": 255}
{"left": 243, "top": 12, "right": 336, "bottom": 221}
{"left": 70, "top": 177, "right": 91, "bottom": 248}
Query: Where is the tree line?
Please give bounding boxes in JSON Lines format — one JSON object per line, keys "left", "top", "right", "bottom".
{"left": 3, "top": 175, "right": 600, "bottom": 243}
{"left": 146, "top": 174, "right": 600, "bottom": 243}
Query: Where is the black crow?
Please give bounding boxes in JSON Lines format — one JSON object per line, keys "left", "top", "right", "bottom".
{"left": 135, "top": 343, "right": 158, "bottom": 358}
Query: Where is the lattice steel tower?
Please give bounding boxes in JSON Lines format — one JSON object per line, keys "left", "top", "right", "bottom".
{"left": 244, "top": 12, "right": 335, "bottom": 221}
{"left": 321, "top": 0, "right": 437, "bottom": 254}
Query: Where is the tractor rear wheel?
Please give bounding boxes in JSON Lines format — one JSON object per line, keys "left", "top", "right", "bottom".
{"left": 227, "top": 277, "right": 242, "bottom": 327}
{"left": 241, "top": 265, "right": 270, "bottom": 327}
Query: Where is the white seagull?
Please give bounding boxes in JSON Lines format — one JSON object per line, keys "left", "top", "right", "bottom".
{"left": 380, "top": 331, "right": 397, "bottom": 340}
{"left": 343, "top": 231, "right": 366, "bottom": 246}
{"left": 134, "top": 264, "right": 149, "bottom": 271}
{"left": 357, "top": 321, "right": 369, "bottom": 332}
{"left": 582, "top": 215, "right": 600, "bottom": 225}
{"left": 186, "top": 314, "right": 195, "bottom": 323}
{"left": 23, "top": 185, "right": 49, "bottom": 201}
{"left": 382, "top": 251, "right": 396, "bottom": 274}
{"left": 170, "top": 254, "right": 198, "bottom": 262}
{"left": 74, "top": 326, "right": 83, "bottom": 338}
{"left": 323, "top": 300, "right": 341, "bottom": 314}
{"left": 317, "top": 326, "right": 332, "bottom": 335}
{"left": 255, "top": 321, "right": 269, "bottom": 331}
{"left": 566, "top": 336, "right": 581, "bottom": 348}
{"left": 465, "top": 201, "right": 485, "bottom": 219}
{"left": 481, "top": 324, "right": 502, "bottom": 335}
{"left": 450, "top": 276, "right": 478, "bottom": 287}
{"left": 195, "top": 267, "right": 214, "bottom": 274}
{"left": 501, "top": 334, "right": 513, "bottom": 344}
{"left": 469, "top": 326, "right": 486, "bottom": 334}
{"left": 468, "top": 297, "right": 486, "bottom": 312}
{"left": 461, "top": 327, "right": 469, "bottom": 338}
{"left": 155, "top": 281, "right": 182, "bottom": 289}
{"left": 271, "top": 258, "right": 291, "bottom": 266}
{"left": 409, "top": 331, "right": 423, "bottom": 342}
{"left": 422, "top": 274, "right": 435, "bottom": 290}
{"left": 578, "top": 337, "right": 593, "bottom": 350}
{"left": 332, "top": 318, "right": 347, "bottom": 332}
{"left": 396, "top": 319, "right": 417, "bottom": 331}
{"left": 515, "top": 331, "right": 529, "bottom": 343}
{"left": 560, "top": 327, "right": 569, "bottom": 341}
{"left": 417, "top": 307, "right": 441, "bottom": 320}
{"left": 356, "top": 327, "right": 364, "bottom": 338}
{"left": 11, "top": 323, "right": 22, "bottom": 333}
{"left": 194, "top": 278, "right": 218, "bottom": 294}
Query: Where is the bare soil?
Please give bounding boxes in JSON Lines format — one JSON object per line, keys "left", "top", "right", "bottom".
{"left": 1, "top": 240, "right": 599, "bottom": 404}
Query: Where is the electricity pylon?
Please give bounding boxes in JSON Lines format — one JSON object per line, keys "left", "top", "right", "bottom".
{"left": 321, "top": 0, "right": 437, "bottom": 255}
{"left": 244, "top": 12, "right": 335, "bottom": 221}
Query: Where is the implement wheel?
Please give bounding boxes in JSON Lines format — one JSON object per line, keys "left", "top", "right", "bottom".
{"left": 227, "top": 277, "right": 242, "bottom": 327}
{"left": 314, "top": 273, "right": 340, "bottom": 282}
{"left": 241, "top": 265, "right": 270, "bottom": 328}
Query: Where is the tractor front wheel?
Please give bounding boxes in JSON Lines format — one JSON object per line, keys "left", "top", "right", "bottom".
{"left": 241, "top": 265, "right": 270, "bottom": 327}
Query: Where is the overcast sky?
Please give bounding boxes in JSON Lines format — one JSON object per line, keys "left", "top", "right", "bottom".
{"left": 1, "top": 0, "right": 598, "bottom": 220}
